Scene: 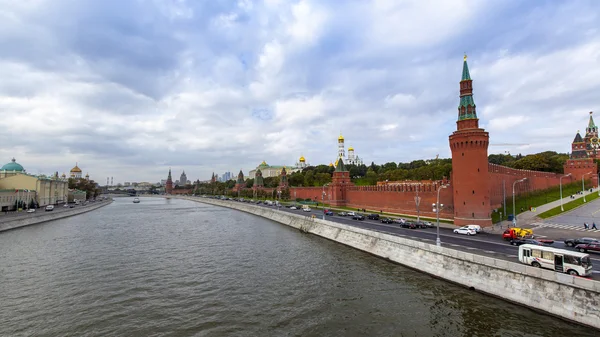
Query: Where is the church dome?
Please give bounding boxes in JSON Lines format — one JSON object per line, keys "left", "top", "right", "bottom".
{"left": 348, "top": 146, "right": 354, "bottom": 151}
{"left": 338, "top": 134, "right": 344, "bottom": 141}
{"left": 1, "top": 158, "right": 24, "bottom": 172}
{"left": 259, "top": 160, "right": 268, "bottom": 167}
{"left": 70, "top": 163, "right": 82, "bottom": 173}
{"left": 329, "top": 162, "right": 334, "bottom": 167}
{"left": 299, "top": 156, "right": 305, "bottom": 162}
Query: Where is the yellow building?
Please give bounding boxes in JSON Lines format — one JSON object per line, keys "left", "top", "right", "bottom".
{"left": 0, "top": 158, "right": 69, "bottom": 207}
{"left": 248, "top": 159, "right": 304, "bottom": 179}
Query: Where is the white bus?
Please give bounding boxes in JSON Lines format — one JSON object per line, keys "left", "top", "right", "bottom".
{"left": 518, "top": 244, "right": 593, "bottom": 277}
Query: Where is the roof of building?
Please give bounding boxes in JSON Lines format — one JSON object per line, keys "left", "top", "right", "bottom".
{"left": 299, "top": 156, "right": 305, "bottom": 162}
{"left": 588, "top": 111, "right": 596, "bottom": 129}
{"left": 338, "top": 133, "right": 344, "bottom": 141}
{"left": 1, "top": 158, "right": 24, "bottom": 172}
{"left": 462, "top": 54, "right": 471, "bottom": 81}
{"left": 573, "top": 131, "right": 584, "bottom": 143}
{"left": 259, "top": 161, "right": 268, "bottom": 167}
{"left": 70, "top": 163, "right": 82, "bottom": 173}
{"left": 348, "top": 146, "right": 354, "bottom": 151}
{"left": 335, "top": 157, "right": 347, "bottom": 172}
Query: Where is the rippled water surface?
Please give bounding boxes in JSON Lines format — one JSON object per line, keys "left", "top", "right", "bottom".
{"left": 0, "top": 197, "right": 595, "bottom": 337}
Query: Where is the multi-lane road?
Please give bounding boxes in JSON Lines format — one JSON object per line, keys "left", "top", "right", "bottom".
{"left": 244, "top": 201, "right": 600, "bottom": 279}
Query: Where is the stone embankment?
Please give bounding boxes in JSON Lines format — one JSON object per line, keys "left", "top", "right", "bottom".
{"left": 0, "top": 200, "right": 112, "bottom": 233}
{"left": 182, "top": 196, "right": 600, "bottom": 330}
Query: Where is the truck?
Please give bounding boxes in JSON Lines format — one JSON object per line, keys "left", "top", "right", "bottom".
{"left": 502, "top": 228, "right": 533, "bottom": 240}
{"left": 502, "top": 227, "right": 554, "bottom": 244}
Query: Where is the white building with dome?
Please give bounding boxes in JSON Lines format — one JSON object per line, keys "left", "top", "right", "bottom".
{"left": 334, "top": 133, "right": 364, "bottom": 166}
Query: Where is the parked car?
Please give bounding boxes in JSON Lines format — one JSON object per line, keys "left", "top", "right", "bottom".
{"left": 337, "top": 211, "right": 347, "bottom": 216}
{"left": 564, "top": 237, "right": 599, "bottom": 247}
{"left": 465, "top": 225, "right": 482, "bottom": 233}
{"left": 453, "top": 226, "right": 476, "bottom": 236}
{"left": 510, "top": 238, "right": 552, "bottom": 246}
{"left": 347, "top": 211, "right": 356, "bottom": 216}
{"left": 45, "top": 205, "right": 54, "bottom": 212}
{"left": 575, "top": 243, "right": 600, "bottom": 254}
{"left": 393, "top": 218, "right": 405, "bottom": 225}
{"left": 352, "top": 214, "right": 365, "bottom": 220}
{"left": 401, "top": 222, "right": 418, "bottom": 229}
{"left": 367, "top": 214, "right": 380, "bottom": 220}
{"left": 380, "top": 217, "right": 394, "bottom": 224}
{"left": 26, "top": 208, "right": 35, "bottom": 213}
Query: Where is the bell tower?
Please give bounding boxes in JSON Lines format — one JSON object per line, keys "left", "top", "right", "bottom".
{"left": 330, "top": 158, "right": 351, "bottom": 206}
{"left": 449, "top": 55, "right": 492, "bottom": 227}
{"left": 166, "top": 168, "right": 173, "bottom": 194}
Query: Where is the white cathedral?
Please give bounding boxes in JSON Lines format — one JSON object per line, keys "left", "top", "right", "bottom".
{"left": 333, "top": 133, "right": 364, "bottom": 167}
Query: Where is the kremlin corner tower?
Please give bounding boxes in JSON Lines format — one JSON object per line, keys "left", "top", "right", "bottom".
{"left": 449, "top": 56, "right": 492, "bottom": 227}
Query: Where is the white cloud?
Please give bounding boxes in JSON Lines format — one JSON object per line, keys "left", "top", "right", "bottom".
{"left": 0, "top": 0, "right": 599, "bottom": 183}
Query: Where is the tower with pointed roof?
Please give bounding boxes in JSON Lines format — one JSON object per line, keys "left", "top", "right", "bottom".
{"left": 166, "top": 168, "right": 173, "bottom": 194}
{"left": 330, "top": 158, "right": 352, "bottom": 206}
{"left": 234, "top": 170, "right": 245, "bottom": 191}
{"left": 338, "top": 133, "right": 345, "bottom": 160}
{"left": 279, "top": 166, "right": 288, "bottom": 189}
{"left": 570, "top": 130, "right": 588, "bottom": 159}
{"left": 449, "top": 55, "right": 492, "bottom": 227}
{"left": 564, "top": 111, "right": 598, "bottom": 187}
{"left": 583, "top": 111, "right": 600, "bottom": 158}
{"left": 253, "top": 169, "right": 264, "bottom": 188}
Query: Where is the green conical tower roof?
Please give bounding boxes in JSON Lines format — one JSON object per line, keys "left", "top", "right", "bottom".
{"left": 588, "top": 112, "right": 596, "bottom": 129}
{"left": 461, "top": 55, "right": 471, "bottom": 81}
{"left": 335, "top": 157, "right": 347, "bottom": 172}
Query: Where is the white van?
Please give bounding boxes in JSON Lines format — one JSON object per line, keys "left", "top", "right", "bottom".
{"left": 465, "top": 225, "right": 481, "bottom": 233}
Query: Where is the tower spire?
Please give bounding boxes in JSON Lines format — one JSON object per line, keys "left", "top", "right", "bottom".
{"left": 457, "top": 55, "right": 478, "bottom": 129}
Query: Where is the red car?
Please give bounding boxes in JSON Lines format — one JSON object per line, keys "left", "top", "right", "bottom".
{"left": 575, "top": 242, "right": 600, "bottom": 254}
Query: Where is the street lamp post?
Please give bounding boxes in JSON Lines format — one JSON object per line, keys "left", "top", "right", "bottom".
{"left": 322, "top": 184, "right": 329, "bottom": 220}
{"left": 583, "top": 172, "right": 592, "bottom": 202}
{"left": 434, "top": 184, "right": 449, "bottom": 247}
{"left": 415, "top": 184, "right": 422, "bottom": 223}
{"left": 512, "top": 178, "right": 527, "bottom": 227}
{"left": 277, "top": 190, "right": 282, "bottom": 211}
{"left": 559, "top": 173, "right": 572, "bottom": 211}
{"left": 597, "top": 173, "right": 600, "bottom": 196}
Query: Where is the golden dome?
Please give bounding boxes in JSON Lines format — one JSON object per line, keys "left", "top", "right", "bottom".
{"left": 299, "top": 156, "right": 305, "bottom": 162}
{"left": 348, "top": 145, "right": 354, "bottom": 151}
{"left": 70, "top": 163, "right": 82, "bottom": 173}
{"left": 338, "top": 133, "right": 344, "bottom": 141}
{"left": 334, "top": 158, "right": 339, "bottom": 166}
{"left": 329, "top": 162, "right": 334, "bottom": 167}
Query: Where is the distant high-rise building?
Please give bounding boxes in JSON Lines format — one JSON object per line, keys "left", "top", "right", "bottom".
{"left": 179, "top": 171, "right": 187, "bottom": 186}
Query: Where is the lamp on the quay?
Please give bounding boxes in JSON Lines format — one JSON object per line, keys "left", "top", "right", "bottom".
{"left": 433, "top": 184, "right": 449, "bottom": 247}
{"left": 559, "top": 173, "right": 571, "bottom": 212}
{"left": 583, "top": 172, "right": 592, "bottom": 202}
{"left": 322, "top": 183, "right": 329, "bottom": 220}
{"left": 512, "top": 178, "right": 527, "bottom": 226}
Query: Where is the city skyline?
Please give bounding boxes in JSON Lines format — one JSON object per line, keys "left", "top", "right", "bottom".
{"left": 1, "top": 1, "right": 599, "bottom": 182}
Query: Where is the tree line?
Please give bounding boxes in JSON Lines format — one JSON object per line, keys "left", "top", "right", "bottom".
{"left": 188, "top": 151, "right": 586, "bottom": 192}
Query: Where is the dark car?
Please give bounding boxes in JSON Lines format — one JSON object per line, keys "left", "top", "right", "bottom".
{"left": 564, "top": 237, "right": 599, "bottom": 247}
{"left": 324, "top": 210, "right": 334, "bottom": 216}
{"left": 575, "top": 242, "right": 600, "bottom": 253}
{"left": 367, "top": 214, "right": 380, "bottom": 220}
{"left": 510, "top": 238, "right": 551, "bottom": 246}
{"left": 401, "top": 222, "right": 418, "bottom": 229}
{"left": 352, "top": 214, "right": 365, "bottom": 220}
{"left": 380, "top": 217, "right": 394, "bottom": 224}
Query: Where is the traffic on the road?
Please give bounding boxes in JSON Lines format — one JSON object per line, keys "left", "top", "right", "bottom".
{"left": 203, "top": 196, "right": 600, "bottom": 280}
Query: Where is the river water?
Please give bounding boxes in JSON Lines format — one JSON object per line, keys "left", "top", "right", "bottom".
{"left": 0, "top": 197, "right": 595, "bottom": 337}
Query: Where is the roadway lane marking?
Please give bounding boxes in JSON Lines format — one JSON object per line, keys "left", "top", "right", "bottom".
{"left": 592, "top": 209, "right": 600, "bottom": 215}
{"left": 484, "top": 250, "right": 496, "bottom": 253}
{"left": 466, "top": 247, "right": 477, "bottom": 250}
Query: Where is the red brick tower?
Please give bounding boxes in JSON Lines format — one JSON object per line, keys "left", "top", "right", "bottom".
{"left": 330, "top": 158, "right": 351, "bottom": 206}
{"left": 279, "top": 166, "right": 288, "bottom": 190}
{"left": 449, "top": 55, "right": 492, "bottom": 227}
{"left": 234, "top": 170, "right": 245, "bottom": 191}
{"left": 166, "top": 168, "right": 173, "bottom": 194}
{"left": 564, "top": 129, "right": 598, "bottom": 186}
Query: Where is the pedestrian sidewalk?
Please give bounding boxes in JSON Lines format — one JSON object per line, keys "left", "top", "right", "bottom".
{"left": 485, "top": 188, "right": 598, "bottom": 234}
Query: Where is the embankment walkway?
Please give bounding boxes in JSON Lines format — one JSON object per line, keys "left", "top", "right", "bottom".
{"left": 0, "top": 200, "right": 113, "bottom": 233}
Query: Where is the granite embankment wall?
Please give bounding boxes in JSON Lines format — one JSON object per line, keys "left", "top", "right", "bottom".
{"left": 181, "top": 196, "right": 600, "bottom": 330}
{"left": 0, "top": 200, "right": 113, "bottom": 233}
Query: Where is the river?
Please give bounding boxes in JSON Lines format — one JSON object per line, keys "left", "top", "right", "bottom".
{"left": 0, "top": 197, "right": 594, "bottom": 336}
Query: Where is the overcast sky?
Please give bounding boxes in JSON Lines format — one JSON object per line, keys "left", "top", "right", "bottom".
{"left": 1, "top": 0, "right": 599, "bottom": 184}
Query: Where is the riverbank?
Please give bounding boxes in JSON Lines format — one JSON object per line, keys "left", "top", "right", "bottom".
{"left": 0, "top": 200, "right": 113, "bottom": 233}
{"left": 181, "top": 196, "right": 600, "bottom": 330}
